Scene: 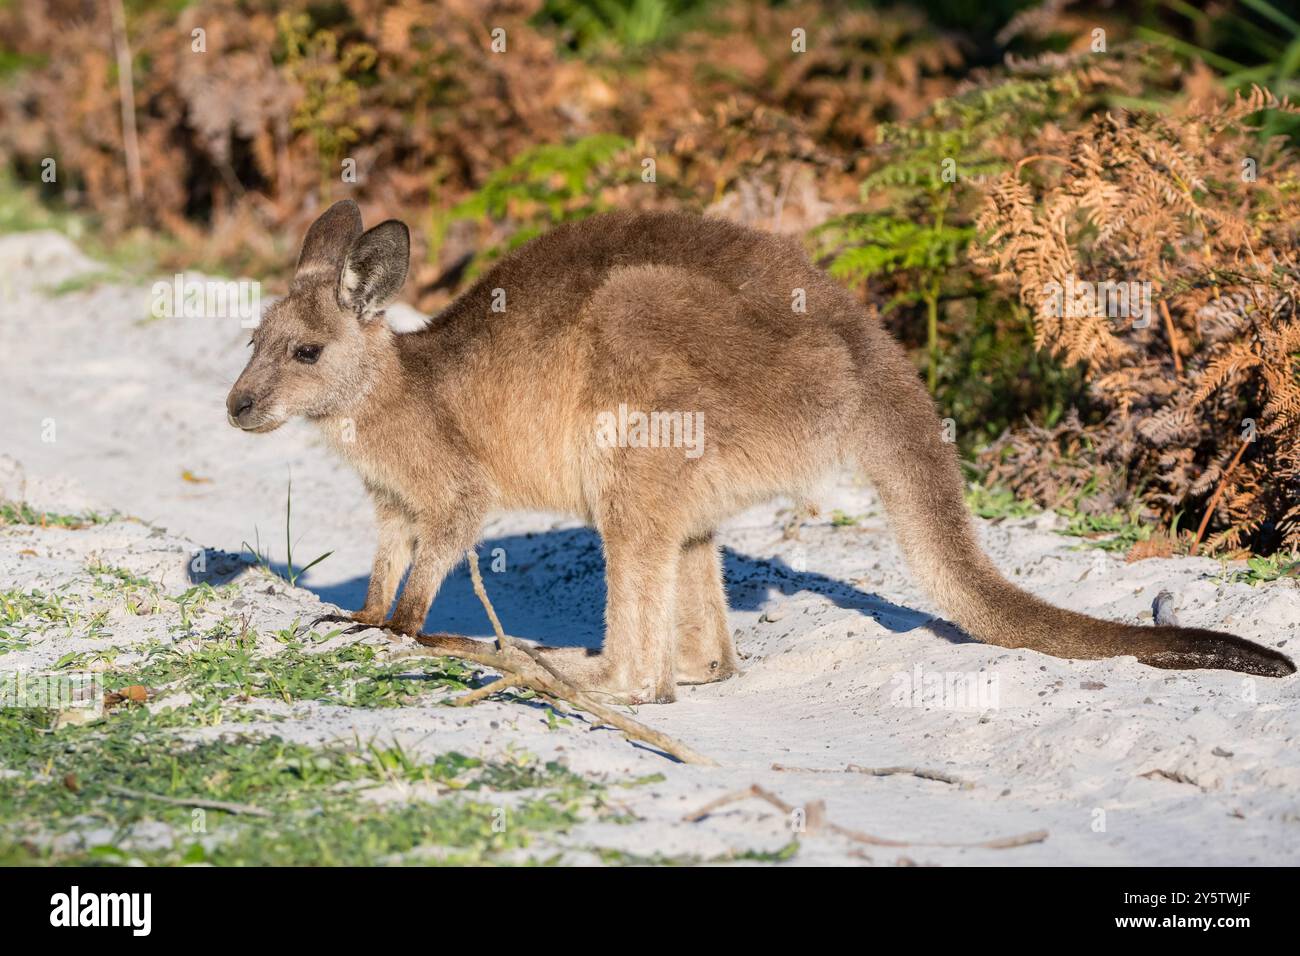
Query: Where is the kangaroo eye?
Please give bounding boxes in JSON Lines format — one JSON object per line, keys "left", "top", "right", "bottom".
{"left": 294, "top": 344, "right": 322, "bottom": 364}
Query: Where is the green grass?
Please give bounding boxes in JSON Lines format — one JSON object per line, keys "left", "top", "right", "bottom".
{"left": 124, "top": 623, "right": 478, "bottom": 712}
{"left": 1219, "top": 553, "right": 1300, "bottom": 586}
{"left": 87, "top": 561, "right": 154, "bottom": 590}
{"left": 0, "top": 500, "right": 111, "bottom": 529}
{"left": 592, "top": 840, "right": 800, "bottom": 865}
{"left": 0, "top": 706, "right": 596, "bottom": 865}
{"left": 1139, "top": 0, "right": 1300, "bottom": 143}
{"left": 965, "top": 483, "right": 1041, "bottom": 521}
{"left": 0, "top": 563, "right": 797, "bottom": 865}
{"left": 0, "top": 610, "right": 756, "bottom": 864}
{"left": 965, "top": 480, "right": 1178, "bottom": 554}
{"left": 39, "top": 269, "right": 130, "bottom": 296}
{"left": 0, "top": 587, "right": 78, "bottom": 630}
{"left": 1, "top": 490, "right": 817, "bottom": 865}
{"left": 536, "top": 0, "right": 716, "bottom": 55}
{"left": 242, "top": 480, "right": 333, "bottom": 588}
{"left": 0, "top": 564, "right": 172, "bottom": 643}
{"left": 0, "top": 171, "right": 83, "bottom": 236}
{"left": 1055, "top": 508, "right": 1154, "bottom": 553}
{"left": 0, "top": 633, "right": 29, "bottom": 656}
{"left": 0, "top": 569, "right": 614, "bottom": 864}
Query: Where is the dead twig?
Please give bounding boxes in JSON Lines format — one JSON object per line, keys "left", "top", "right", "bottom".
{"left": 465, "top": 549, "right": 512, "bottom": 654}
{"left": 453, "top": 674, "right": 524, "bottom": 707}
{"left": 1158, "top": 299, "right": 1185, "bottom": 376}
{"left": 405, "top": 635, "right": 715, "bottom": 766}
{"left": 1191, "top": 435, "right": 1250, "bottom": 555}
{"left": 386, "top": 555, "right": 716, "bottom": 766}
{"left": 461, "top": 549, "right": 605, "bottom": 693}
{"left": 104, "top": 784, "right": 272, "bottom": 818}
{"left": 461, "top": 551, "right": 715, "bottom": 764}
{"left": 107, "top": 0, "right": 144, "bottom": 207}
{"left": 771, "top": 762, "right": 973, "bottom": 789}
{"left": 685, "top": 784, "right": 1046, "bottom": 850}
{"left": 1140, "top": 768, "right": 1200, "bottom": 787}
{"left": 846, "top": 764, "right": 973, "bottom": 788}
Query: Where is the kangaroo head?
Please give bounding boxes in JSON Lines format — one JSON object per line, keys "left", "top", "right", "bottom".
{"left": 226, "top": 199, "right": 410, "bottom": 432}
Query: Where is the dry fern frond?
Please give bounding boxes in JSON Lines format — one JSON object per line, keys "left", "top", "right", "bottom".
{"left": 975, "top": 83, "right": 1300, "bottom": 554}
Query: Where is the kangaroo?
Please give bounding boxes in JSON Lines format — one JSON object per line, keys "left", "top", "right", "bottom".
{"left": 226, "top": 200, "right": 1295, "bottom": 704}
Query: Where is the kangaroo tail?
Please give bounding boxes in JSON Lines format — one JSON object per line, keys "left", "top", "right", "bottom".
{"left": 855, "top": 362, "right": 1295, "bottom": 679}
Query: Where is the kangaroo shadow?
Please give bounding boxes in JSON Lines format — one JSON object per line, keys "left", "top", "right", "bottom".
{"left": 288, "top": 527, "right": 971, "bottom": 650}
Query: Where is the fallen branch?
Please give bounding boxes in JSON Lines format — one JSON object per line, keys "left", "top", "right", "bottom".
{"left": 384, "top": 552, "right": 716, "bottom": 766}
{"left": 771, "top": 762, "right": 973, "bottom": 789}
{"left": 104, "top": 784, "right": 272, "bottom": 818}
{"left": 454, "top": 548, "right": 717, "bottom": 764}
{"left": 685, "top": 784, "right": 1046, "bottom": 851}
{"left": 398, "top": 636, "right": 715, "bottom": 766}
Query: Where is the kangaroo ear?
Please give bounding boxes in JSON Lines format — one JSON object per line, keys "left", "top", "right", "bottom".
{"left": 296, "top": 200, "right": 363, "bottom": 279}
{"left": 338, "top": 220, "right": 410, "bottom": 318}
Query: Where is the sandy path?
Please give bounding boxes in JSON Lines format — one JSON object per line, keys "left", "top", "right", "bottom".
{"left": 2, "top": 231, "right": 1298, "bottom": 865}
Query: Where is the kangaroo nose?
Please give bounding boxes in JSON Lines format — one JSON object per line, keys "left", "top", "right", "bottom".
{"left": 228, "top": 392, "right": 255, "bottom": 424}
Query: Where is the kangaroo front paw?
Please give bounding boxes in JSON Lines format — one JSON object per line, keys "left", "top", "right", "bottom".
{"left": 311, "top": 608, "right": 392, "bottom": 636}
{"left": 311, "top": 611, "right": 375, "bottom": 635}
{"left": 311, "top": 612, "right": 353, "bottom": 627}
{"left": 351, "top": 606, "right": 388, "bottom": 627}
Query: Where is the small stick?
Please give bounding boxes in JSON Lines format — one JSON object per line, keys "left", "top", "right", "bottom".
{"left": 453, "top": 674, "right": 524, "bottom": 707}
{"left": 846, "top": 764, "right": 973, "bottom": 788}
{"left": 685, "top": 784, "right": 1046, "bottom": 850}
{"left": 107, "top": 0, "right": 144, "bottom": 207}
{"left": 1191, "top": 436, "right": 1250, "bottom": 555}
{"left": 104, "top": 784, "right": 272, "bottom": 818}
{"left": 1158, "top": 299, "right": 1185, "bottom": 376}
{"left": 457, "top": 565, "right": 597, "bottom": 696}
{"left": 771, "top": 762, "right": 972, "bottom": 788}
{"left": 465, "top": 549, "right": 512, "bottom": 654}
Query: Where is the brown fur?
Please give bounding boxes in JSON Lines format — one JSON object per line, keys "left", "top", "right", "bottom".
{"left": 227, "top": 201, "right": 1294, "bottom": 704}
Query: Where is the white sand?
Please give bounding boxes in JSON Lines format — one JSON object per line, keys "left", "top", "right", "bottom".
{"left": 2, "top": 231, "right": 1298, "bottom": 865}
